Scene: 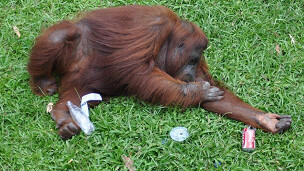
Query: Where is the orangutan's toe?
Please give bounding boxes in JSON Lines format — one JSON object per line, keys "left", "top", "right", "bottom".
{"left": 275, "top": 115, "right": 292, "bottom": 133}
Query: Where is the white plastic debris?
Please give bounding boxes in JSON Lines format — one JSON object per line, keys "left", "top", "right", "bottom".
{"left": 46, "top": 102, "right": 53, "bottom": 113}
{"left": 80, "top": 93, "right": 102, "bottom": 117}
{"left": 169, "top": 127, "right": 189, "bottom": 142}
{"left": 67, "top": 101, "right": 95, "bottom": 135}
{"left": 66, "top": 93, "right": 102, "bottom": 135}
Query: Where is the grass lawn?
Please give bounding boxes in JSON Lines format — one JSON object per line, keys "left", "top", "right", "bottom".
{"left": 1, "top": 0, "right": 303, "bottom": 170}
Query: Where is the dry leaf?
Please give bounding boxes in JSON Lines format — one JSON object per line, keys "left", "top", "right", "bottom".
{"left": 46, "top": 102, "right": 54, "bottom": 113}
{"left": 289, "top": 34, "right": 295, "bottom": 44}
{"left": 122, "top": 155, "right": 136, "bottom": 171}
{"left": 274, "top": 32, "right": 279, "bottom": 37}
{"left": 275, "top": 44, "right": 281, "bottom": 55}
{"left": 68, "top": 159, "right": 73, "bottom": 164}
{"left": 13, "top": 26, "right": 21, "bottom": 38}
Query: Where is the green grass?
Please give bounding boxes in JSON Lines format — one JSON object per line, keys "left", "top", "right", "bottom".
{"left": 0, "top": 0, "right": 303, "bottom": 170}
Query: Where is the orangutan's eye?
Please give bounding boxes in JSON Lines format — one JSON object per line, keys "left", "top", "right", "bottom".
{"left": 189, "top": 57, "right": 199, "bottom": 65}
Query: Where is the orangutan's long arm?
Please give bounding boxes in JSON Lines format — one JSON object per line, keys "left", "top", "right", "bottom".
{"left": 196, "top": 64, "right": 291, "bottom": 133}
{"left": 127, "top": 67, "right": 224, "bottom": 107}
